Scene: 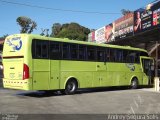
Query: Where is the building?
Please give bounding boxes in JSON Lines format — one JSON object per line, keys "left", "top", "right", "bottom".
{"left": 0, "top": 38, "right": 4, "bottom": 53}
{"left": 88, "top": 0, "right": 160, "bottom": 76}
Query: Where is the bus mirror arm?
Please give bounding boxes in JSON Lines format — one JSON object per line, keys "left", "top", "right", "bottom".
{"left": 150, "top": 61, "right": 155, "bottom": 71}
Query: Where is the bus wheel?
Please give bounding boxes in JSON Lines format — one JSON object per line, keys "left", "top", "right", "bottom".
{"left": 64, "top": 79, "right": 78, "bottom": 95}
{"left": 131, "top": 78, "right": 138, "bottom": 89}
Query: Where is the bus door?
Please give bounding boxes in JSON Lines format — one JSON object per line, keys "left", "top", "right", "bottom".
{"left": 49, "top": 42, "right": 60, "bottom": 90}
{"left": 140, "top": 57, "right": 153, "bottom": 85}
{"left": 93, "top": 50, "right": 107, "bottom": 87}
{"left": 50, "top": 61, "right": 60, "bottom": 89}
{"left": 32, "top": 40, "right": 50, "bottom": 90}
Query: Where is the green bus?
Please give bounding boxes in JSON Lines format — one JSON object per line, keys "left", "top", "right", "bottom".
{"left": 2, "top": 34, "right": 153, "bottom": 94}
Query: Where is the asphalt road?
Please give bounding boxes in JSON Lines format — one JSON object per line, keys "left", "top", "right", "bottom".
{"left": 0, "top": 81, "right": 160, "bottom": 120}
{"left": 0, "top": 87, "right": 160, "bottom": 114}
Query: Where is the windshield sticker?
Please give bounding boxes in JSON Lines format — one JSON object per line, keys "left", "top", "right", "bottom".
{"left": 6, "top": 37, "right": 22, "bottom": 51}
{"left": 126, "top": 63, "right": 135, "bottom": 71}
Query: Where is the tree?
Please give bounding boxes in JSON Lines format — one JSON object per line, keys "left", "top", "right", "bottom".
{"left": 121, "top": 9, "right": 133, "bottom": 15}
{"left": 50, "top": 22, "right": 90, "bottom": 41}
{"left": 16, "top": 16, "right": 37, "bottom": 33}
{"left": 50, "top": 23, "right": 62, "bottom": 37}
{"left": 90, "top": 29, "right": 96, "bottom": 32}
{"left": 0, "top": 34, "right": 8, "bottom": 39}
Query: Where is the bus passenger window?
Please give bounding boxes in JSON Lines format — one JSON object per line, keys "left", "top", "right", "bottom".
{"left": 32, "top": 40, "right": 49, "bottom": 59}
{"left": 126, "top": 51, "right": 136, "bottom": 63}
{"left": 116, "top": 50, "right": 123, "bottom": 62}
{"left": 79, "top": 45, "right": 86, "bottom": 60}
{"left": 126, "top": 51, "right": 140, "bottom": 63}
{"left": 110, "top": 49, "right": 116, "bottom": 62}
{"left": 62, "top": 44, "right": 70, "bottom": 59}
{"left": 135, "top": 52, "right": 140, "bottom": 63}
{"left": 41, "top": 41, "right": 48, "bottom": 58}
{"left": 70, "top": 44, "right": 78, "bottom": 59}
{"left": 32, "top": 40, "right": 36, "bottom": 58}
{"left": 36, "top": 42, "right": 42, "bottom": 58}
{"left": 123, "top": 50, "right": 128, "bottom": 62}
{"left": 50, "top": 42, "right": 61, "bottom": 59}
{"left": 87, "top": 46, "right": 96, "bottom": 61}
{"left": 97, "top": 50, "right": 105, "bottom": 62}
{"left": 106, "top": 49, "right": 110, "bottom": 62}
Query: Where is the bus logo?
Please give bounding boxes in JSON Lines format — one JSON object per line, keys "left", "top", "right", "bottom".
{"left": 6, "top": 37, "right": 22, "bottom": 51}
{"left": 126, "top": 63, "right": 135, "bottom": 71}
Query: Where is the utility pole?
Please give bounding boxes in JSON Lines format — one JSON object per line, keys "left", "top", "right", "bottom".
{"left": 155, "top": 41, "right": 158, "bottom": 77}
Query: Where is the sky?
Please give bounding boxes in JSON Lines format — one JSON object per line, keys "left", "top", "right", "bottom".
{"left": 0, "top": 0, "right": 154, "bottom": 36}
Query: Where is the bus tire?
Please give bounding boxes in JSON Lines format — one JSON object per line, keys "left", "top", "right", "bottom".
{"left": 64, "top": 79, "right": 78, "bottom": 95}
{"left": 131, "top": 78, "right": 138, "bottom": 89}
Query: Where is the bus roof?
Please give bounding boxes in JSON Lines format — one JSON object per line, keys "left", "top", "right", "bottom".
{"left": 8, "top": 34, "right": 147, "bottom": 53}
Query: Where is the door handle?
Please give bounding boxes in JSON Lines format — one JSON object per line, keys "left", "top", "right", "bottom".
{"left": 97, "top": 65, "right": 100, "bottom": 68}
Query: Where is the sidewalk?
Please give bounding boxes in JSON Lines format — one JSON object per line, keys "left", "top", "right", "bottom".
{"left": 140, "top": 87, "right": 159, "bottom": 92}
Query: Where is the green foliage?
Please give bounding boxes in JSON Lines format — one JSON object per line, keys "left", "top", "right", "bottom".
{"left": 121, "top": 9, "right": 133, "bottom": 15}
{"left": 16, "top": 16, "right": 37, "bottom": 33}
{"left": 0, "top": 34, "right": 8, "bottom": 39}
{"left": 51, "top": 23, "right": 62, "bottom": 37}
{"left": 50, "top": 22, "right": 90, "bottom": 41}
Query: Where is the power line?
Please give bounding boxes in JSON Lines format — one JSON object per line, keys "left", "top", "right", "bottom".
{"left": 0, "top": 0, "right": 121, "bottom": 15}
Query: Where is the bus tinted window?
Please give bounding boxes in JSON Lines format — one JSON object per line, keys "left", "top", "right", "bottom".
{"left": 140, "top": 52, "right": 149, "bottom": 57}
{"left": 97, "top": 47, "right": 105, "bottom": 62}
{"left": 32, "top": 39, "right": 146, "bottom": 63}
{"left": 79, "top": 45, "right": 86, "bottom": 60}
{"left": 109, "top": 49, "right": 124, "bottom": 62}
{"left": 50, "top": 42, "right": 61, "bottom": 59}
{"left": 36, "top": 41, "right": 42, "bottom": 58}
{"left": 123, "top": 50, "right": 128, "bottom": 62}
{"left": 32, "top": 39, "right": 49, "bottom": 59}
{"left": 116, "top": 49, "right": 123, "bottom": 62}
{"left": 110, "top": 49, "right": 116, "bottom": 62}
{"left": 126, "top": 51, "right": 140, "bottom": 63}
{"left": 32, "top": 40, "right": 36, "bottom": 58}
{"left": 87, "top": 46, "right": 96, "bottom": 61}
{"left": 106, "top": 48, "right": 110, "bottom": 61}
{"left": 62, "top": 43, "right": 70, "bottom": 59}
{"left": 41, "top": 41, "right": 48, "bottom": 58}
{"left": 70, "top": 44, "right": 78, "bottom": 60}
{"left": 135, "top": 52, "right": 140, "bottom": 63}
{"left": 126, "top": 52, "right": 134, "bottom": 63}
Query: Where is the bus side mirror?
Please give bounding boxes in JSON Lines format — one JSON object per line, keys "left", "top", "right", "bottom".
{"left": 151, "top": 61, "right": 155, "bottom": 71}
{"left": 151, "top": 65, "right": 154, "bottom": 71}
